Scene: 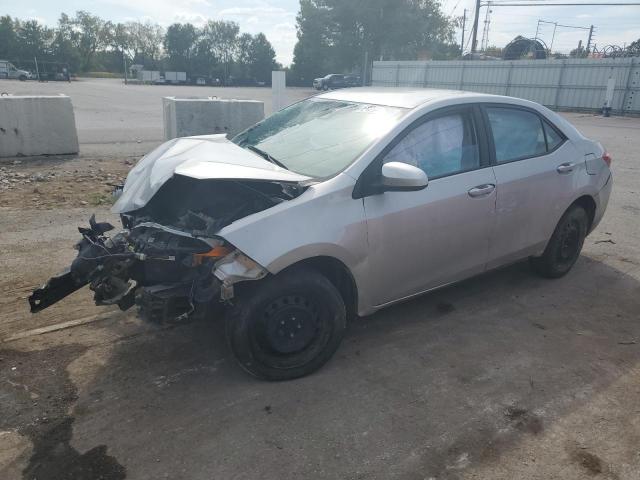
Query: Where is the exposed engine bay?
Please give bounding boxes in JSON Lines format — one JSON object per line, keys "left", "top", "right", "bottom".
{"left": 28, "top": 175, "right": 304, "bottom": 323}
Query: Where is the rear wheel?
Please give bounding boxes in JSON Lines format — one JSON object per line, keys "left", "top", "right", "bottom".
{"left": 18, "top": 75, "right": 27, "bottom": 81}
{"left": 225, "top": 266, "right": 346, "bottom": 380}
{"left": 530, "top": 205, "right": 588, "bottom": 278}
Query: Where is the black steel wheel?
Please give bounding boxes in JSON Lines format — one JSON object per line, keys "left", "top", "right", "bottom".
{"left": 530, "top": 205, "right": 588, "bottom": 278}
{"left": 225, "top": 266, "right": 346, "bottom": 380}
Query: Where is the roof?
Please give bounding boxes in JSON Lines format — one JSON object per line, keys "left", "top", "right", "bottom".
{"left": 317, "top": 87, "right": 489, "bottom": 109}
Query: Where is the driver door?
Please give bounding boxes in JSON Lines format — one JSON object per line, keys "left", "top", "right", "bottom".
{"left": 361, "top": 106, "right": 496, "bottom": 306}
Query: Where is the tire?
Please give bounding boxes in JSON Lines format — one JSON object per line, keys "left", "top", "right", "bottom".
{"left": 18, "top": 75, "right": 27, "bottom": 81}
{"left": 225, "top": 266, "right": 346, "bottom": 380}
{"left": 530, "top": 205, "right": 588, "bottom": 278}
{"left": 322, "top": 83, "right": 329, "bottom": 91}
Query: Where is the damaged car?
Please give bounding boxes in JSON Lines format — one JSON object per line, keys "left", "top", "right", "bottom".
{"left": 30, "top": 88, "right": 612, "bottom": 380}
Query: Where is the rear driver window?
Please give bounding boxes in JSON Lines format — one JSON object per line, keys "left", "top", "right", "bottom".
{"left": 487, "top": 107, "right": 546, "bottom": 163}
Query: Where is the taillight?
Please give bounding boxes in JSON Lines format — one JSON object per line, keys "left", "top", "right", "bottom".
{"left": 602, "top": 152, "right": 612, "bottom": 168}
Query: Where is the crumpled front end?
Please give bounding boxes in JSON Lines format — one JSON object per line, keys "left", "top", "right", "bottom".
{"left": 28, "top": 210, "right": 270, "bottom": 322}
{"left": 28, "top": 134, "right": 310, "bottom": 322}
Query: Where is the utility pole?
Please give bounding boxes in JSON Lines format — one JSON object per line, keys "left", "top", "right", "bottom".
{"left": 550, "top": 22, "right": 558, "bottom": 51}
{"left": 461, "top": 9, "right": 467, "bottom": 56}
{"left": 34, "top": 57, "right": 40, "bottom": 82}
{"left": 471, "top": 0, "right": 481, "bottom": 53}
{"left": 123, "top": 54, "right": 128, "bottom": 85}
{"left": 481, "top": 6, "right": 492, "bottom": 51}
{"left": 362, "top": 50, "right": 368, "bottom": 86}
{"left": 586, "top": 25, "right": 595, "bottom": 54}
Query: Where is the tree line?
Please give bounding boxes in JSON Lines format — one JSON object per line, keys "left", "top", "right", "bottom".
{"left": 0, "top": 1, "right": 459, "bottom": 86}
{"left": 0, "top": 12, "right": 279, "bottom": 85}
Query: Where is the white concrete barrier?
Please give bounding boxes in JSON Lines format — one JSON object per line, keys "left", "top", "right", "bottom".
{"left": 0, "top": 95, "right": 79, "bottom": 158}
{"left": 163, "top": 97, "right": 264, "bottom": 140}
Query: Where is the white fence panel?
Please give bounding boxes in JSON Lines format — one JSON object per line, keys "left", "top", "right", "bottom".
{"left": 372, "top": 58, "right": 639, "bottom": 114}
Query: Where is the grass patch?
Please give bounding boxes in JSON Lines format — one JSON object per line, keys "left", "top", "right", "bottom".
{"left": 79, "top": 72, "right": 122, "bottom": 79}
{"left": 88, "top": 192, "right": 114, "bottom": 206}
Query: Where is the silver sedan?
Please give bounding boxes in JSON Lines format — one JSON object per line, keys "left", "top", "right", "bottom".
{"left": 30, "top": 88, "right": 613, "bottom": 380}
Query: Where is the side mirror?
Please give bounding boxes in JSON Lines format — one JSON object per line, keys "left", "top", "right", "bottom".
{"left": 380, "top": 162, "right": 428, "bottom": 192}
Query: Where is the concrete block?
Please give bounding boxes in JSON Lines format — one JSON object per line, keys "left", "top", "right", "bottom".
{"left": 0, "top": 95, "right": 79, "bottom": 158}
{"left": 163, "top": 97, "right": 264, "bottom": 140}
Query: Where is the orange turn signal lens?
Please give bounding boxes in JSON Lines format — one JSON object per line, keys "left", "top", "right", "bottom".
{"left": 193, "top": 246, "right": 233, "bottom": 265}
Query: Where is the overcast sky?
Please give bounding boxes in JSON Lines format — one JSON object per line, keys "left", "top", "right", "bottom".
{"left": 3, "top": 0, "right": 640, "bottom": 65}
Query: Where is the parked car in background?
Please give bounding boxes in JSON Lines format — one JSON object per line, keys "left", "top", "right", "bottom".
{"left": 345, "top": 74, "right": 362, "bottom": 87}
{"left": 0, "top": 60, "right": 30, "bottom": 80}
{"left": 313, "top": 74, "right": 348, "bottom": 90}
{"left": 30, "top": 88, "right": 612, "bottom": 381}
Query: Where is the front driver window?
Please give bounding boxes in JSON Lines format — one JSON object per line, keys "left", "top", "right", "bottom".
{"left": 383, "top": 113, "right": 479, "bottom": 179}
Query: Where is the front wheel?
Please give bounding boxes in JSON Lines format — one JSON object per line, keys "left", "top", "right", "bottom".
{"left": 225, "top": 266, "right": 346, "bottom": 380}
{"left": 530, "top": 205, "right": 588, "bottom": 278}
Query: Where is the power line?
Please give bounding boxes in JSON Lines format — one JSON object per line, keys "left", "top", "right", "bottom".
{"left": 484, "top": 2, "right": 640, "bottom": 5}
{"left": 449, "top": 0, "right": 465, "bottom": 16}
{"left": 470, "top": 0, "right": 640, "bottom": 53}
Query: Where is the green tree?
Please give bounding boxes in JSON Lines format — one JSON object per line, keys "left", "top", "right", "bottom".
{"left": 0, "top": 16, "right": 18, "bottom": 60}
{"left": 290, "top": 0, "right": 455, "bottom": 85}
{"left": 127, "top": 21, "right": 165, "bottom": 68}
{"left": 73, "top": 10, "right": 108, "bottom": 71}
{"left": 107, "top": 22, "right": 135, "bottom": 72}
{"left": 51, "top": 13, "right": 81, "bottom": 71}
{"left": 248, "top": 33, "right": 279, "bottom": 84}
{"left": 16, "top": 19, "right": 53, "bottom": 60}
{"left": 234, "top": 32, "right": 254, "bottom": 80}
{"left": 164, "top": 23, "right": 199, "bottom": 72}
{"left": 202, "top": 20, "right": 239, "bottom": 83}
{"left": 290, "top": 0, "right": 333, "bottom": 85}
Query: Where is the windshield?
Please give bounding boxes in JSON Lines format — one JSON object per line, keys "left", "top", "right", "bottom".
{"left": 232, "top": 97, "right": 407, "bottom": 178}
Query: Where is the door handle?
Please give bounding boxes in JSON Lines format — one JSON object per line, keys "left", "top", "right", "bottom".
{"left": 557, "top": 162, "right": 575, "bottom": 173}
{"left": 468, "top": 184, "right": 495, "bottom": 197}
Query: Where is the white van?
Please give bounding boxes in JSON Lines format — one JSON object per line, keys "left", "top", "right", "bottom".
{"left": 0, "top": 60, "right": 31, "bottom": 81}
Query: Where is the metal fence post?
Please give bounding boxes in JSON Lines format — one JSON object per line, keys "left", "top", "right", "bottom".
{"left": 423, "top": 62, "right": 429, "bottom": 88}
{"left": 395, "top": 64, "right": 400, "bottom": 87}
{"left": 459, "top": 61, "right": 466, "bottom": 91}
{"left": 553, "top": 59, "right": 567, "bottom": 110}
{"left": 621, "top": 57, "right": 635, "bottom": 116}
{"left": 505, "top": 61, "right": 514, "bottom": 96}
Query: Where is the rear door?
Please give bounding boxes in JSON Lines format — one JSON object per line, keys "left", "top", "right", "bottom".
{"left": 482, "top": 104, "right": 581, "bottom": 268}
{"left": 361, "top": 105, "right": 496, "bottom": 306}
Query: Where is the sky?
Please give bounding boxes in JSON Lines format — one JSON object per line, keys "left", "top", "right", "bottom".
{"left": 443, "top": 0, "right": 640, "bottom": 54}
{"left": 2, "top": 0, "right": 640, "bottom": 65}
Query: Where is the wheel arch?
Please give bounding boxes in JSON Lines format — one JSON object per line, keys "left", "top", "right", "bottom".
{"left": 571, "top": 194, "right": 597, "bottom": 233}
{"left": 281, "top": 256, "right": 358, "bottom": 320}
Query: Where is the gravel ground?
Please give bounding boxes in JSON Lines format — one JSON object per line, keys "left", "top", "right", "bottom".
{"left": 0, "top": 79, "right": 639, "bottom": 480}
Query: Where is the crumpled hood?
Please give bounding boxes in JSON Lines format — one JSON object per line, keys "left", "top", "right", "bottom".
{"left": 112, "top": 134, "right": 311, "bottom": 214}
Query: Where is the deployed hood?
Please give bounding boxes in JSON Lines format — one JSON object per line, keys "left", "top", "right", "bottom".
{"left": 113, "top": 134, "right": 311, "bottom": 214}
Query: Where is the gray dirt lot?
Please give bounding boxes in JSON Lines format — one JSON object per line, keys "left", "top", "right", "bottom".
{"left": 1, "top": 78, "right": 639, "bottom": 480}
{"left": 1, "top": 78, "right": 315, "bottom": 158}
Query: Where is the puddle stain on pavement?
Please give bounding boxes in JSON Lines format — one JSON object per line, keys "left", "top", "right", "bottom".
{"left": 0, "top": 346, "right": 126, "bottom": 479}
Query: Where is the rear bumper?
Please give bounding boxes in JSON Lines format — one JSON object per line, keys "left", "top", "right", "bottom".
{"left": 590, "top": 172, "right": 612, "bottom": 233}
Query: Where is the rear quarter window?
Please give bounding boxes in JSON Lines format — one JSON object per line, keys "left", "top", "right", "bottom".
{"left": 542, "top": 119, "right": 565, "bottom": 151}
